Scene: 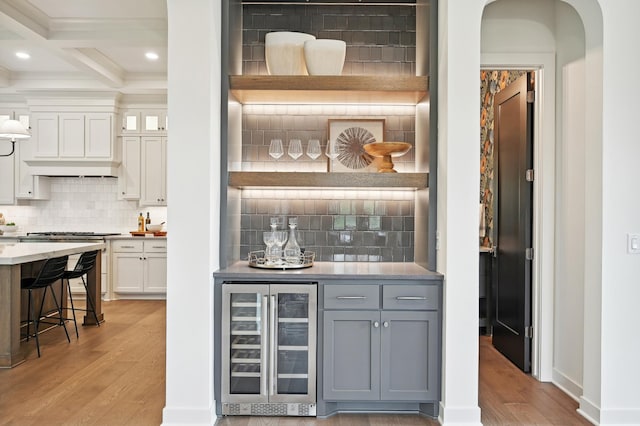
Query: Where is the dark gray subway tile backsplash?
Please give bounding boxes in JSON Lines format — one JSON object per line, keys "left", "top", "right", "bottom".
{"left": 243, "top": 4, "right": 416, "bottom": 76}
{"left": 240, "top": 197, "right": 415, "bottom": 262}
{"left": 238, "top": 4, "right": 419, "bottom": 263}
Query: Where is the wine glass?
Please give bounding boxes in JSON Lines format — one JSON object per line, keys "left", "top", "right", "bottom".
{"left": 325, "top": 139, "right": 339, "bottom": 159}
{"left": 263, "top": 231, "right": 276, "bottom": 262}
{"left": 288, "top": 139, "right": 303, "bottom": 160}
{"left": 307, "top": 139, "right": 321, "bottom": 159}
{"left": 269, "top": 139, "right": 284, "bottom": 159}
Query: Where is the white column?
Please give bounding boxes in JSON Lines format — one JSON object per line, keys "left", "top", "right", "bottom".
{"left": 436, "top": 0, "right": 484, "bottom": 424}
{"left": 162, "top": 0, "right": 221, "bottom": 424}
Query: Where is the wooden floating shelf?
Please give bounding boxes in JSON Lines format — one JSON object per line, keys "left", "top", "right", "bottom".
{"left": 229, "top": 75, "right": 429, "bottom": 105}
{"left": 228, "top": 171, "right": 428, "bottom": 189}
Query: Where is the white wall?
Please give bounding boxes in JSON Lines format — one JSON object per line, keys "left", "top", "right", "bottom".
{"left": 596, "top": 1, "right": 640, "bottom": 423}
{"left": 162, "top": 0, "right": 220, "bottom": 424}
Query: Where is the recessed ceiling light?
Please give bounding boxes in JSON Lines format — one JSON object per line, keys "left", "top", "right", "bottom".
{"left": 15, "top": 51, "right": 30, "bottom": 60}
{"left": 145, "top": 52, "right": 159, "bottom": 61}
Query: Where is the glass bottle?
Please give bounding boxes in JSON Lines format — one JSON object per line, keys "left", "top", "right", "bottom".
{"left": 145, "top": 212, "right": 151, "bottom": 231}
{"left": 137, "top": 213, "right": 145, "bottom": 232}
{"left": 283, "top": 217, "right": 301, "bottom": 264}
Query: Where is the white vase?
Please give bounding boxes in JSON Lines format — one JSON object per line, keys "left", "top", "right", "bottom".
{"left": 265, "top": 32, "right": 316, "bottom": 75}
{"left": 303, "top": 39, "right": 346, "bottom": 76}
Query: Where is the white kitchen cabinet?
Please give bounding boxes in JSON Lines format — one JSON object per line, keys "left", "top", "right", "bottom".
{"left": 119, "top": 136, "right": 142, "bottom": 199}
{"left": 0, "top": 112, "right": 30, "bottom": 204}
{"left": 120, "top": 109, "right": 167, "bottom": 134}
{"left": 0, "top": 155, "right": 14, "bottom": 204}
{"left": 141, "top": 110, "right": 168, "bottom": 132}
{"left": 112, "top": 239, "right": 166, "bottom": 298}
{"left": 31, "top": 112, "right": 115, "bottom": 160}
{"left": 14, "top": 131, "right": 50, "bottom": 200}
{"left": 140, "top": 136, "right": 167, "bottom": 206}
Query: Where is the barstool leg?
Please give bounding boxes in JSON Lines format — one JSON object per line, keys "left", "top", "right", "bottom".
{"left": 31, "top": 289, "right": 41, "bottom": 357}
{"left": 66, "top": 278, "right": 79, "bottom": 338}
{"left": 50, "top": 285, "right": 70, "bottom": 343}
{"left": 25, "top": 289, "right": 32, "bottom": 342}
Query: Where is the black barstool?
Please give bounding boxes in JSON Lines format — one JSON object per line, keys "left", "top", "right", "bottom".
{"left": 21, "top": 255, "right": 70, "bottom": 357}
{"left": 63, "top": 250, "right": 101, "bottom": 338}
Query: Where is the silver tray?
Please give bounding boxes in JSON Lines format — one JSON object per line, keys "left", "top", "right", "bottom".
{"left": 248, "top": 250, "right": 315, "bottom": 270}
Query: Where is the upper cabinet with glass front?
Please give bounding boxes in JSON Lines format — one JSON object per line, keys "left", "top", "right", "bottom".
{"left": 120, "top": 109, "right": 168, "bottom": 134}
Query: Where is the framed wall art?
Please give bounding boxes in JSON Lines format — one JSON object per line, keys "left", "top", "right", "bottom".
{"left": 327, "top": 118, "right": 385, "bottom": 172}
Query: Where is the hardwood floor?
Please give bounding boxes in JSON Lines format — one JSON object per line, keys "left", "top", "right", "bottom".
{"left": 0, "top": 300, "right": 590, "bottom": 425}
{"left": 0, "top": 300, "right": 166, "bottom": 426}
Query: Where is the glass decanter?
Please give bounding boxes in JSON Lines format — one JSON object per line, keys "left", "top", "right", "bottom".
{"left": 283, "top": 217, "right": 301, "bottom": 264}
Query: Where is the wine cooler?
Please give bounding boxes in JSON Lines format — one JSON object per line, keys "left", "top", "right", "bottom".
{"left": 221, "top": 282, "right": 317, "bottom": 416}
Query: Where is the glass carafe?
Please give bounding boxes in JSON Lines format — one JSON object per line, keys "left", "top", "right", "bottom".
{"left": 283, "top": 217, "right": 301, "bottom": 264}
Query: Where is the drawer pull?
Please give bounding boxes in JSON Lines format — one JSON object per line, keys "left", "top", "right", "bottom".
{"left": 121, "top": 245, "right": 135, "bottom": 248}
{"left": 336, "top": 296, "right": 367, "bottom": 300}
{"left": 151, "top": 246, "right": 165, "bottom": 249}
{"left": 396, "top": 296, "right": 427, "bottom": 300}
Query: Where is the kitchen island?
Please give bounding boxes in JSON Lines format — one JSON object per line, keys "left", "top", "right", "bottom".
{"left": 0, "top": 241, "right": 105, "bottom": 368}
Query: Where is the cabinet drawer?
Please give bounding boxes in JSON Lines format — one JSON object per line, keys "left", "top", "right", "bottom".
{"left": 324, "top": 285, "right": 379, "bottom": 310}
{"left": 112, "top": 240, "right": 144, "bottom": 252}
{"left": 383, "top": 285, "right": 439, "bottom": 310}
{"left": 144, "top": 240, "right": 167, "bottom": 252}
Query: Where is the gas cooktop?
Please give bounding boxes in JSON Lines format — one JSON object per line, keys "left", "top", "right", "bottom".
{"left": 25, "top": 232, "right": 122, "bottom": 240}
{"left": 27, "top": 232, "right": 121, "bottom": 236}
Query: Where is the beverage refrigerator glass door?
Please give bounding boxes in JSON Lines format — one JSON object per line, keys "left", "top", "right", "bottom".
{"left": 221, "top": 282, "right": 317, "bottom": 416}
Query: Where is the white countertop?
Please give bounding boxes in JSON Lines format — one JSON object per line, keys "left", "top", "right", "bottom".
{"left": 0, "top": 242, "right": 106, "bottom": 265}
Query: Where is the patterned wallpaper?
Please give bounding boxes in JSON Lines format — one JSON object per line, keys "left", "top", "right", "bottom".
{"left": 479, "top": 70, "right": 526, "bottom": 247}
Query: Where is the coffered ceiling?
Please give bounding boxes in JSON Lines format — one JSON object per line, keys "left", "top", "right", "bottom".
{"left": 0, "top": 0, "right": 167, "bottom": 96}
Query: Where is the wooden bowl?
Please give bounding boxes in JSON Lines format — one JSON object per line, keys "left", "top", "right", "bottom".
{"left": 362, "top": 142, "right": 412, "bottom": 173}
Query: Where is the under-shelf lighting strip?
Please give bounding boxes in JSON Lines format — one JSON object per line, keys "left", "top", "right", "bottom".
{"left": 241, "top": 188, "right": 415, "bottom": 200}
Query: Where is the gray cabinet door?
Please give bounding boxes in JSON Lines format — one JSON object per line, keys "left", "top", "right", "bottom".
{"left": 323, "top": 310, "right": 380, "bottom": 401}
{"left": 380, "top": 310, "right": 438, "bottom": 401}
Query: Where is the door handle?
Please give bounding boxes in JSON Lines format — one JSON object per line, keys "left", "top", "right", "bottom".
{"left": 373, "top": 321, "right": 380, "bottom": 328}
{"left": 269, "top": 294, "right": 276, "bottom": 397}
{"left": 395, "top": 296, "right": 427, "bottom": 300}
{"left": 261, "top": 294, "right": 269, "bottom": 397}
{"left": 336, "top": 296, "right": 366, "bottom": 299}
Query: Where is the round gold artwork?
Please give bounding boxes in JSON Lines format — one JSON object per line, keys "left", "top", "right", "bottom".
{"left": 335, "top": 126, "right": 376, "bottom": 169}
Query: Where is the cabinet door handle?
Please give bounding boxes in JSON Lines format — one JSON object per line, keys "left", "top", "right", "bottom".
{"left": 396, "top": 296, "right": 427, "bottom": 300}
{"left": 383, "top": 321, "right": 389, "bottom": 328}
{"left": 336, "top": 296, "right": 366, "bottom": 300}
{"left": 373, "top": 321, "right": 380, "bottom": 328}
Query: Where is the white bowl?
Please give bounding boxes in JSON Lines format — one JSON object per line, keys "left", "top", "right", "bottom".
{"left": 265, "top": 32, "right": 316, "bottom": 75}
{"left": 147, "top": 224, "right": 164, "bottom": 232}
{"left": 303, "top": 39, "right": 346, "bottom": 76}
{"left": 0, "top": 225, "right": 19, "bottom": 234}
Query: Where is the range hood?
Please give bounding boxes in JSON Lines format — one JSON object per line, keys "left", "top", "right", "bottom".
{"left": 25, "top": 159, "right": 121, "bottom": 177}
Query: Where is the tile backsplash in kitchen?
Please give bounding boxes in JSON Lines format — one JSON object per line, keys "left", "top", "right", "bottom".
{"left": 240, "top": 189, "right": 415, "bottom": 262}
{"left": 243, "top": 3, "right": 416, "bottom": 76}
{"left": 0, "top": 177, "right": 167, "bottom": 233}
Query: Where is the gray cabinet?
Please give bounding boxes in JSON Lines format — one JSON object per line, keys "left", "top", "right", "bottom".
{"left": 323, "top": 310, "right": 380, "bottom": 400}
{"left": 321, "top": 281, "right": 441, "bottom": 406}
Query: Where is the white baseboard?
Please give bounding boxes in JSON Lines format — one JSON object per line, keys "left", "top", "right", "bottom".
{"left": 161, "top": 405, "right": 217, "bottom": 426}
{"left": 438, "top": 401, "right": 482, "bottom": 425}
{"left": 552, "top": 367, "right": 583, "bottom": 402}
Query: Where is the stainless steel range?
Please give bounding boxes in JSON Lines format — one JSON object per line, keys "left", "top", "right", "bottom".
{"left": 24, "top": 232, "right": 121, "bottom": 241}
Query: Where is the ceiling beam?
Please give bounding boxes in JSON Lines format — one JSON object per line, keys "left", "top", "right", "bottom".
{"left": 0, "top": 2, "right": 125, "bottom": 87}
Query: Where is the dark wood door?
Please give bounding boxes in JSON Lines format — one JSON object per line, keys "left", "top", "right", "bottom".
{"left": 492, "top": 72, "right": 534, "bottom": 372}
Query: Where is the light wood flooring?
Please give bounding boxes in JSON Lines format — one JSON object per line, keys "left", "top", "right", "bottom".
{"left": 0, "top": 300, "right": 590, "bottom": 425}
